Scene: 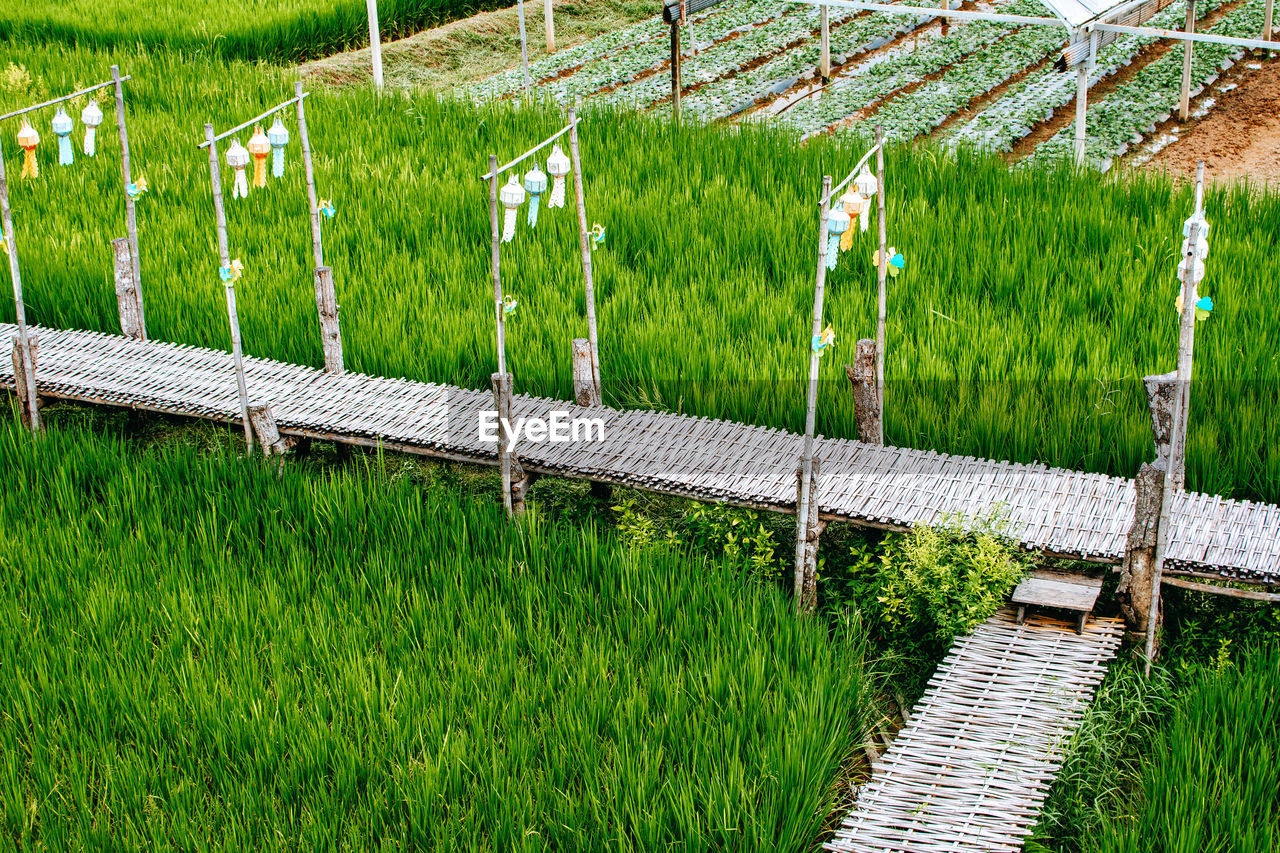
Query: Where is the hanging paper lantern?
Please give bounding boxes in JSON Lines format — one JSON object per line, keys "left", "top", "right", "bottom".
{"left": 547, "top": 144, "right": 571, "bottom": 209}
{"left": 524, "top": 163, "right": 548, "bottom": 228}
{"left": 839, "top": 188, "right": 866, "bottom": 250}
{"left": 17, "top": 120, "right": 39, "bottom": 179}
{"left": 1182, "top": 214, "right": 1210, "bottom": 240}
{"left": 81, "top": 99, "right": 104, "bottom": 157}
{"left": 855, "top": 168, "right": 878, "bottom": 233}
{"left": 126, "top": 177, "right": 148, "bottom": 199}
{"left": 226, "top": 139, "right": 250, "bottom": 200}
{"left": 591, "top": 223, "right": 606, "bottom": 250}
{"left": 219, "top": 258, "right": 245, "bottom": 284}
{"left": 267, "top": 117, "right": 290, "bottom": 179}
{"left": 811, "top": 323, "right": 835, "bottom": 356}
{"left": 826, "top": 206, "right": 851, "bottom": 271}
{"left": 247, "top": 125, "right": 270, "bottom": 190}
{"left": 1180, "top": 233, "right": 1209, "bottom": 261}
{"left": 51, "top": 107, "right": 74, "bottom": 167}
{"left": 318, "top": 198, "right": 335, "bottom": 219}
{"left": 1176, "top": 254, "right": 1205, "bottom": 285}
{"left": 500, "top": 174, "right": 526, "bottom": 243}
{"left": 503, "top": 295, "right": 518, "bottom": 315}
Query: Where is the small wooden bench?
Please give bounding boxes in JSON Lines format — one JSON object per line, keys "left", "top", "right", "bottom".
{"left": 1011, "top": 569, "right": 1104, "bottom": 634}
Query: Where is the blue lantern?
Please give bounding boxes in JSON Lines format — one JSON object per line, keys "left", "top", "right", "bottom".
{"left": 51, "top": 107, "right": 74, "bottom": 167}
{"left": 524, "top": 163, "right": 548, "bottom": 228}
{"left": 826, "top": 206, "right": 851, "bottom": 271}
{"left": 267, "top": 117, "right": 290, "bottom": 179}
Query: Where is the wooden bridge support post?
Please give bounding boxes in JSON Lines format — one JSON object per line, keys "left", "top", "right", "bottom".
{"left": 112, "top": 238, "right": 145, "bottom": 340}
{"left": 845, "top": 339, "right": 882, "bottom": 444}
{"left": 572, "top": 338, "right": 601, "bottom": 407}
{"left": 1144, "top": 371, "right": 1186, "bottom": 490}
{"left": 569, "top": 104, "right": 602, "bottom": 403}
{"left": 874, "top": 126, "right": 888, "bottom": 446}
{"left": 0, "top": 135, "right": 40, "bottom": 432}
{"left": 795, "top": 458, "right": 825, "bottom": 614}
{"left": 314, "top": 266, "right": 344, "bottom": 374}
{"left": 1180, "top": 0, "right": 1196, "bottom": 121}
{"left": 112, "top": 65, "right": 145, "bottom": 340}
{"left": 491, "top": 371, "right": 530, "bottom": 517}
{"left": 1119, "top": 461, "right": 1163, "bottom": 644}
{"left": 10, "top": 334, "right": 40, "bottom": 431}
{"left": 247, "top": 402, "right": 288, "bottom": 457}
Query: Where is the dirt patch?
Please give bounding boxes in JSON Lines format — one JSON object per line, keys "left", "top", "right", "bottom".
{"left": 1130, "top": 54, "right": 1280, "bottom": 187}
{"left": 300, "top": 0, "right": 655, "bottom": 93}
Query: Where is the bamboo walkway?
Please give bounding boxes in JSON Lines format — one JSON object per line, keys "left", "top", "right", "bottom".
{"left": 5, "top": 323, "right": 1279, "bottom": 584}
{"left": 826, "top": 609, "right": 1126, "bottom": 853}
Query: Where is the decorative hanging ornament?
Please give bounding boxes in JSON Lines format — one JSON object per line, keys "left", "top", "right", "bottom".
{"left": 591, "top": 223, "right": 606, "bottom": 250}
{"left": 546, "top": 144, "right": 571, "bottom": 209}
{"left": 1176, "top": 254, "right": 1206, "bottom": 285}
{"left": 318, "top": 198, "right": 335, "bottom": 219}
{"left": 126, "top": 177, "right": 148, "bottom": 198}
{"left": 267, "top": 117, "right": 290, "bottom": 179}
{"left": 1174, "top": 290, "right": 1213, "bottom": 320}
{"left": 873, "top": 247, "right": 905, "bottom": 277}
{"left": 1182, "top": 214, "right": 1210, "bottom": 240}
{"left": 219, "top": 258, "right": 245, "bottom": 284}
{"left": 247, "top": 125, "right": 270, "bottom": 190}
{"left": 503, "top": 295, "right": 518, "bottom": 315}
{"left": 226, "top": 138, "right": 250, "bottom": 200}
{"left": 500, "top": 174, "right": 526, "bottom": 243}
{"left": 811, "top": 323, "right": 835, "bottom": 356}
{"left": 524, "top": 163, "right": 548, "bottom": 228}
{"left": 1180, "top": 233, "right": 1209, "bottom": 261}
{"left": 81, "top": 99, "right": 104, "bottom": 157}
{"left": 839, "top": 188, "right": 866, "bottom": 250}
{"left": 51, "top": 107, "right": 74, "bottom": 167}
{"left": 854, "top": 167, "right": 878, "bottom": 232}
{"left": 17, "top": 120, "right": 39, "bottom": 179}
{"left": 826, "top": 206, "right": 851, "bottom": 271}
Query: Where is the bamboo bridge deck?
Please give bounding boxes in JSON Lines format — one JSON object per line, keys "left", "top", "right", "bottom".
{"left": 826, "top": 609, "right": 1126, "bottom": 853}
{"left": 5, "top": 323, "right": 1279, "bottom": 584}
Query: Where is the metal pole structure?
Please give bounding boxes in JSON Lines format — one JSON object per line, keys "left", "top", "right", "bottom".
{"left": 295, "top": 81, "right": 324, "bottom": 270}
{"left": 367, "top": 0, "right": 384, "bottom": 91}
{"left": 112, "top": 64, "right": 145, "bottom": 340}
{"left": 874, "top": 126, "right": 887, "bottom": 445}
{"left": 0, "top": 142, "right": 40, "bottom": 432}
{"left": 795, "top": 175, "right": 833, "bottom": 611}
{"left": 671, "top": 20, "right": 683, "bottom": 119}
{"left": 204, "top": 124, "right": 253, "bottom": 450}
{"left": 545, "top": 0, "right": 556, "bottom": 52}
{"left": 1145, "top": 215, "right": 1202, "bottom": 675}
{"left": 1073, "top": 53, "right": 1089, "bottom": 165}
{"left": 568, "top": 103, "right": 601, "bottom": 399}
{"left": 1180, "top": 0, "right": 1196, "bottom": 120}
{"left": 517, "top": 0, "right": 532, "bottom": 92}
{"left": 821, "top": 6, "right": 831, "bottom": 79}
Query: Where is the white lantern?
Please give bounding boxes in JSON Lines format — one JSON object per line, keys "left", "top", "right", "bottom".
{"left": 855, "top": 166, "right": 878, "bottom": 198}
{"left": 546, "top": 144, "right": 571, "bottom": 209}
{"left": 226, "top": 138, "right": 250, "bottom": 200}
{"left": 500, "top": 174, "right": 526, "bottom": 243}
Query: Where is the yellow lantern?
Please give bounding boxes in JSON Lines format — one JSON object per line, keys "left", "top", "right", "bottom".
{"left": 247, "top": 124, "right": 270, "bottom": 189}
{"left": 17, "top": 120, "right": 39, "bottom": 179}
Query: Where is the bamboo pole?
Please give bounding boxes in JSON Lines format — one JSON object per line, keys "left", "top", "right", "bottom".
{"left": 205, "top": 123, "right": 253, "bottom": 450}
{"left": 671, "top": 21, "right": 683, "bottom": 119}
{"left": 1145, "top": 216, "right": 1202, "bottom": 675}
{"left": 0, "top": 140, "right": 40, "bottom": 432}
{"left": 1265, "top": 0, "right": 1274, "bottom": 41}
{"left": 1180, "top": 0, "right": 1196, "bottom": 120}
{"left": 367, "top": 0, "right": 384, "bottom": 91}
{"left": 568, "top": 103, "right": 601, "bottom": 401}
{"left": 112, "top": 64, "right": 145, "bottom": 340}
{"left": 1171, "top": 160, "right": 1206, "bottom": 489}
{"left": 296, "top": 81, "right": 324, "bottom": 270}
{"left": 821, "top": 6, "right": 831, "bottom": 79}
{"left": 545, "top": 0, "right": 556, "bottom": 52}
{"left": 875, "top": 127, "right": 887, "bottom": 445}
{"left": 487, "top": 154, "right": 508, "bottom": 378}
{"left": 795, "top": 175, "right": 833, "bottom": 613}
{"left": 517, "top": 0, "right": 532, "bottom": 92}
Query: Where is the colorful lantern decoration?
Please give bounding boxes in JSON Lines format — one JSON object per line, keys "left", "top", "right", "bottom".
{"left": 591, "top": 223, "right": 606, "bottom": 250}
{"left": 811, "top": 323, "right": 835, "bottom": 356}
{"left": 267, "top": 117, "right": 290, "bottom": 179}
{"left": 524, "top": 163, "right": 548, "bottom": 228}
{"left": 226, "top": 139, "right": 250, "bottom": 200}
{"left": 81, "top": 99, "right": 104, "bottom": 157}
{"left": 546, "top": 144, "right": 571, "bottom": 209}
{"left": 826, "top": 206, "right": 851, "bottom": 271}
{"left": 17, "top": 120, "right": 39, "bottom": 179}
{"left": 247, "top": 125, "right": 270, "bottom": 190}
{"left": 854, "top": 166, "right": 877, "bottom": 232}
{"left": 1174, "top": 290, "right": 1214, "bottom": 320}
{"left": 503, "top": 295, "right": 518, "bottom": 315}
{"left": 126, "top": 177, "right": 148, "bottom": 199}
{"left": 318, "top": 198, "right": 335, "bottom": 219}
{"left": 839, "top": 188, "right": 867, "bottom": 251}
{"left": 500, "top": 174, "right": 525, "bottom": 243}
{"left": 51, "top": 107, "right": 74, "bottom": 167}
{"left": 219, "top": 258, "right": 245, "bottom": 284}
{"left": 873, "top": 247, "right": 905, "bottom": 277}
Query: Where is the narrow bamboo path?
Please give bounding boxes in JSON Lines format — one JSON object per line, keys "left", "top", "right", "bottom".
{"left": 827, "top": 609, "right": 1126, "bottom": 853}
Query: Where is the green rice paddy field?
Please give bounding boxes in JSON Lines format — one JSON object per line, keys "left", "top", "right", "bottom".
{"left": 2, "top": 42, "right": 1277, "bottom": 502}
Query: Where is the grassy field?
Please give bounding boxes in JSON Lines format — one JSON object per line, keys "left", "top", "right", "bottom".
{"left": 4, "top": 42, "right": 1277, "bottom": 502}
{"left": 0, "top": 417, "right": 867, "bottom": 849}
{"left": 0, "top": 0, "right": 514, "bottom": 63}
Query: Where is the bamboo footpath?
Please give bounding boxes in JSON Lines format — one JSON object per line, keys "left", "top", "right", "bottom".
{"left": 4, "top": 322, "right": 1280, "bottom": 585}
{"left": 827, "top": 609, "right": 1126, "bottom": 853}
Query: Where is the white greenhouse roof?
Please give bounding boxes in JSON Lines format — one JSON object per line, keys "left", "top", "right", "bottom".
{"left": 1036, "top": 0, "right": 1126, "bottom": 27}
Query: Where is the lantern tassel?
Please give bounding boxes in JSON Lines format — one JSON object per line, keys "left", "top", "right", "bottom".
{"left": 58, "top": 135, "right": 73, "bottom": 167}
{"left": 234, "top": 168, "right": 248, "bottom": 200}
{"left": 253, "top": 157, "right": 267, "bottom": 189}
{"left": 840, "top": 204, "right": 857, "bottom": 252}
{"left": 272, "top": 147, "right": 285, "bottom": 179}
{"left": 503, "top": 207, "right": 518, "bottom": 243}
{"left": 21, "top": 150, "right": 37, "bottom": 180}
{"left": 84, "top": 127, "right": 97, "bottom": 158}
{"left": 527, "top": 194, "right": 541, "bottom": 228}
{"left": 859, "top": 204, "right": 871, "bottom": 233}
{"left": 826, "top": 234, "right": 840, "bottom": 270}
{"left": 550, "top": 176, "right": 566, "bottom": 209}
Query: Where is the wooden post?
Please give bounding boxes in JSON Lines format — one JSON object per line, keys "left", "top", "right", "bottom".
{"left": 795, "top": 175, "right": 832, "bottom": 613}
{"left": 295, "top": 81, "right": 324, "bottom": 271}
{"left": 0, "top": 135, "right": 40, "bottom": 432}
{"left": 491, "top": 371, "right": 530, "bottom": 517}
{"left": 1119, "top": 462, "right": 1163, "bottom": 640}
{"left": 247, "top": 402, "right": 288, "bottom": 457}
{"left": 568, "top": 104, "right": 602, "bottom": 401}
{"left": 820, "top": 6, "right": 831, "bottom": 80}
{"left": 487, "top": 154, "right": 508, "bottom": 377}
{"left": 795, "top": 458, "right": 824, "bottom": 614}
{"left": 205, "top": 123, "right": 254, "bottom": 450}
{"left": 845, "top": 339, "right": 882, "bottom": 444}
{"left": 1145, "top": 219, "right": 1203, "bottom": 675}
{"left": 112, "top": 65, "right": 145, "bottom": 341}
{"left": 572, "top": 338, "right": 601, "bottom": 407}
{"left": 1265, "top": 0, "right": 1274, "bottom": 41}
{"left": 671, "top": 20, "right": 682, "bottom": 119}
{"left": 366, "top": 0, "right": 384, "bottom": 91}
{"left": 1073, "top": 59, "right": 1089, "bottom": 166}
{"left": 1180, "top": 0, "right": 1196, "bottom": 121}
{"left": 112, "top": 237, "right": 145, "bottom": 339}
{"left": 517, "top": 0, "right": 532, "bottom": 92}
{"left": 874, "top": 127, "right": 887, "bottom": 445}
{"left": 1144, "top": 371, "right": 1186, "bottom": 490}
{"left": 544, "top": 0, "right": 556, "bottom": 53}
{"left": 10, "top": 334, "right": 39, "bottom": 430}
{"left": 314, "top": 266, "right": 344, "bottom": 373}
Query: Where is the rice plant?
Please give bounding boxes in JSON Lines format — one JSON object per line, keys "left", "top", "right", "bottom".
{"left": 0, "top": 419, "right": 868, "bottom": 849}
{"left": 1, "top": 42, "right": 1277, "bottom": 502}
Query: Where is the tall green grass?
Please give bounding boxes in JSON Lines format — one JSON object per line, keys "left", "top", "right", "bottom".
{"left": 1, "top": 43, "right": 1278, "bottom": 501}
{"left": 0, "top": 0, "right": 511, "bottom": 63}
{"left": 0, "top": 419, "right": 867, "bottom": 849}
